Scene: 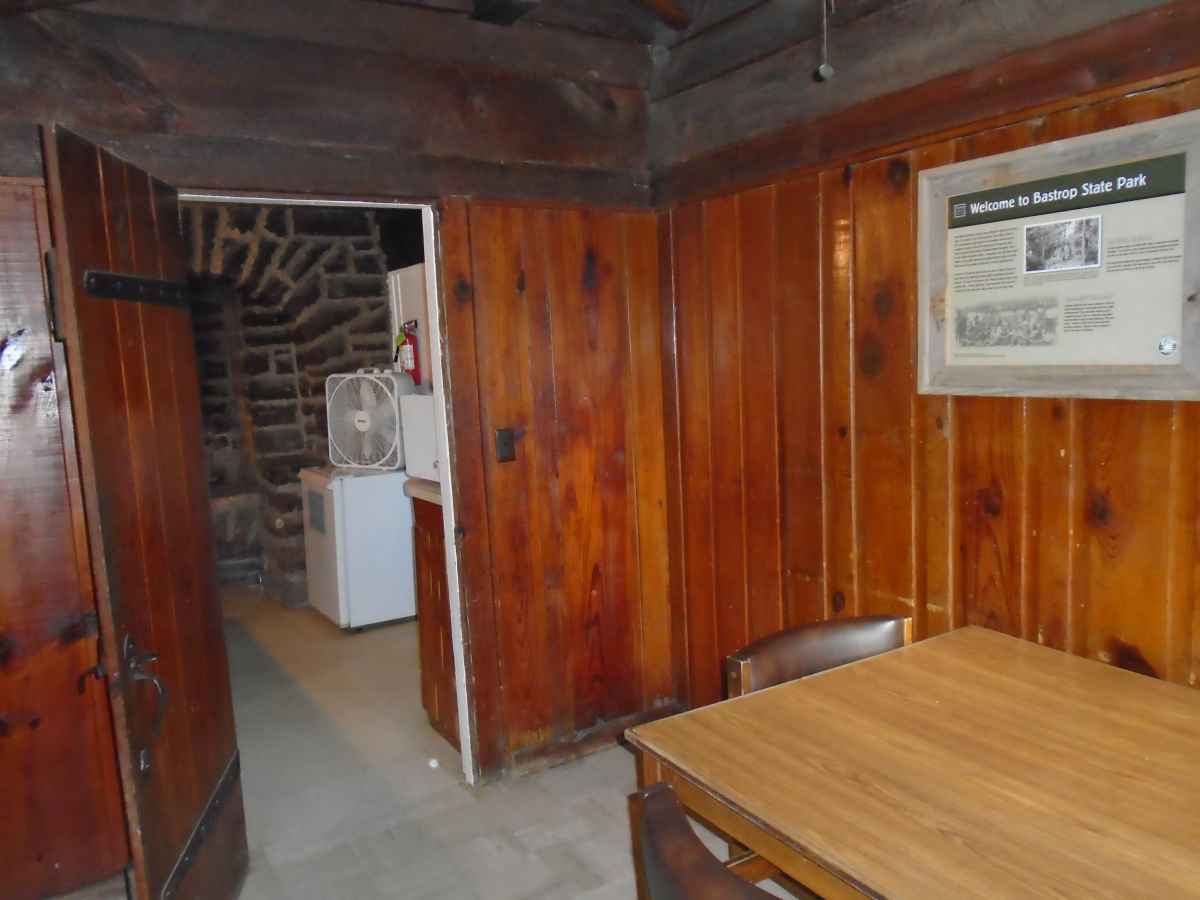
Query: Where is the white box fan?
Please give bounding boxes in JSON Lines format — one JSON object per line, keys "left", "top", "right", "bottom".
{"left": 326, "top": 370, "right": 415, "bottom": 470}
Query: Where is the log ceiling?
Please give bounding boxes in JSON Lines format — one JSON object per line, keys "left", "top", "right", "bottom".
{"left": 650, "top": 0, "right": 1183, "bottom": 169}
{"left": 0, "top": 1, "right": 85, "bottom": 13}
{"left": 0, "top": 0, "right": 1189, "bottom": 204}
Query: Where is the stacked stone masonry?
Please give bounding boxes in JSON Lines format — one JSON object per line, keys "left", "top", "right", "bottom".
{"left": 187, "top": 204, "right": 396, "bottom": 606}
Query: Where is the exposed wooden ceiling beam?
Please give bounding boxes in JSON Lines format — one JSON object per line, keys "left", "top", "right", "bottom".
{"left": 470, "top": 0, "right": 540, "bottom": 26}
{"left": 0, "top": 0, "right": 86, "bottom": 14}
{"left": 652, "top": 0, "right": 1187, "bottom": 170}
{"left": 633, "top": 0, "right": 691, "bottom": 30}
{"left": 653, "top": 0, "right": 893, "bottom": 99}
{"left": 82, "top": 0, "right": 651, "bottom": 89}
{"left": 3, "top": 9, "right": 647, "bottom": 170}
{"left": 656, "top": 1, "right": 1200, "bottom": 204}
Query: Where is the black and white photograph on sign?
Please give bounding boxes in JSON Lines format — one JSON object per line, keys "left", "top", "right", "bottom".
{"left": 1024, "top": 215, "right": 1102, "bottom": 273}
{"left": 956, "top": 298, "right": 1059, "bottom": 348}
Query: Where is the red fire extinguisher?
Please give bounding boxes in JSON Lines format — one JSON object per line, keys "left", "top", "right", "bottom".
{"left": 395, "top": 319, "right": 422, "bottom": 386}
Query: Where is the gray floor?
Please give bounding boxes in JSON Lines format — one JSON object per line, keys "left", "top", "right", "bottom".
{"left": 224, "top": 585, "right": 643, "bottom": 900}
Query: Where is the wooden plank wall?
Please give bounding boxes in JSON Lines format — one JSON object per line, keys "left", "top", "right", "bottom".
{"left": 439, "top": 200, "right": 677, "bottom": 774}
{"left": 665, "top": 75, "right": 1200, "bottom": 707}
{"left": 0, "top": 181, "right": 128, "bottom": 898}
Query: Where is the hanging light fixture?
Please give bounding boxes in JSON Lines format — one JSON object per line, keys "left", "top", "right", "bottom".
{"left": 815, "top": 0, "right": 835, "bottom": 81}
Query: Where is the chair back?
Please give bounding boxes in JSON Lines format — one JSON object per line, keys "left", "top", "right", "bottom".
{"left": 632, "top": 783, "right": 773, "bottom": 900}
{"left": 726, "top": 615, "right": 911, "bottom": 697}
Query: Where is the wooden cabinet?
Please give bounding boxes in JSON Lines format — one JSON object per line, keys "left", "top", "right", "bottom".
{"left": 413, "top": 497, "right": 458, "bottom": 749}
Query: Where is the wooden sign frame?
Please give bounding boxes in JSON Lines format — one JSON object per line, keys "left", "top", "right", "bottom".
{"left": 918, "top": 109, "right": 1200, "bottom": 400}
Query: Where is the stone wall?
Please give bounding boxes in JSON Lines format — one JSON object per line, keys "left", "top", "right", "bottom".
{"left": 187, "top": 203, "right": 411, "bottom": 606}
{"left": 191, "top": 278, "right": 262, "bottom": 584}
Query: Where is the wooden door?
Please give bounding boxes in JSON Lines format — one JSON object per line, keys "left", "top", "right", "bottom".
{"left": 456, "top": 202, "right": 672, "bottom": 768}
{"left": 0, "top": 180, "right": 129, "bottom": 899}
{"left": 43, "top": 129, "right": 248, "bottom": 900}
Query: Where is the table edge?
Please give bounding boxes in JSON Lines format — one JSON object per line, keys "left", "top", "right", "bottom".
{"left": 623, "top": 624, "right": 1200, "bottom": 899}
{"left": 628, "top": 739, "right": 881, "bottom": 899}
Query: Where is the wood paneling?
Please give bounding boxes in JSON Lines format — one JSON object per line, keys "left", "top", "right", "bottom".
{"left": 623, "top": 212, "right": 676, "bottom": 709}
{"left": 441, "top": 199, "right": 672, "bottom": 772}
{"left": 704, "top": 195, "right": 747, "bottom": 668}
{"left": 738, "top": 187, "right": 783, "bottom": 643}
{"left": 819, "top": 168, "right": 856, "bottom": 626}
{"left": 671, "top": 200, "right": 718, "bottom": 706}
{"left": 665, "top": 74, "right": 1200, "bottom": 703}
{"left": 414, "top": 497, "right": 459, "bottom": 749}
{"left": 0, "top": 181, "right": 128, "bottom": 899}
{"left": 776, "top": 177, "right": 823, "bottom": 628}
{"left": 436, "top": 196, "right": 503, "bottom": 774}
{"left": 851, "top": 156, "right": 915, "bottom": 620}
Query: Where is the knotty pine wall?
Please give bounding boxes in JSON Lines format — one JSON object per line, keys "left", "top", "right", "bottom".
{"left": 0, "top": 181, "right": 128, "bottom": 896}
{"left": 440, "top": 199, "right": 678, "bottom": 774}
{"left": 664, "top": 75, "right": 1200, "bottom": 708}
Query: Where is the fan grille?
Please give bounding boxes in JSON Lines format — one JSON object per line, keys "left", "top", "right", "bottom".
{"left": 327, "top": 374, "right": 402, "bottom": 469}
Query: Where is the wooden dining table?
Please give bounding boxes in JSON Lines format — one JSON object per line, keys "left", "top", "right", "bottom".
{"left": 626, "top": 626, "right": 1200, "bottom": 899}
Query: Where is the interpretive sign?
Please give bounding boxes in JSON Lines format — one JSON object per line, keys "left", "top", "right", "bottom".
{"left": 948, "top": 154, "right": 1185, "bottom": 367}
{"left": 918, "top": 110, "right": 1200, "bottom": 399}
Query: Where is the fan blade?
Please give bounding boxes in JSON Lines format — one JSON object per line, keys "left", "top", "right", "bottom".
{"left": 362, "top": 378, "right": 380, "bottom": 410}
{"left": 337, "top": 380, "right": 360, "bottom": 412}
{"left": 374, "top": 402, "right": 397, "bottom": 432}
{"left": 329, "top": 385, "right": 358, "bottom": 463}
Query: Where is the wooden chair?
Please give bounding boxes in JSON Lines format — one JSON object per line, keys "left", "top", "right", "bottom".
{"left": 631, "top": 783, "right": 774, "bottom": 899}
{"left": 726, "top": 615, "right": 913, "bottom": 698}
{"left": 678, "top": 616, "right": 912, "bottom": 897}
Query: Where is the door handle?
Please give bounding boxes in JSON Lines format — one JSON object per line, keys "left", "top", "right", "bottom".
{"left": 123, "top": 634, "right": 169, "bottom": 774}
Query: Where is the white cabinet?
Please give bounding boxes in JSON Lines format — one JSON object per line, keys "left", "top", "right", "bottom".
{"left": 388, "top": 264, "right": 431, "bottom": 388}
{"left": 401, "top": 394, "right": 440, "bottom": 482}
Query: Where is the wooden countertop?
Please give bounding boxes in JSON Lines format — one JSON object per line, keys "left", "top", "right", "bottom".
{"left": 627, "top": 626, "right": 1200, "bottom": 899}
{"left": 403, "top": 477, "right": 441, "bottom": 506}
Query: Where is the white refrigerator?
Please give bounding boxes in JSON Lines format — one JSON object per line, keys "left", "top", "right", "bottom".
{"left": 299, "top": 467, "right": 417, "bottom": 629}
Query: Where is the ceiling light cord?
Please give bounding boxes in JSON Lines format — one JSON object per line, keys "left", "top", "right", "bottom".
{"left": 816, "top": 0, "right": 835, "bottom": 81}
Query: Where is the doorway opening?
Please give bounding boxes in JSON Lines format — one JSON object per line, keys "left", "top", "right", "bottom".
{"left": 177, "top": 192, "right": 474, "bottom": 864}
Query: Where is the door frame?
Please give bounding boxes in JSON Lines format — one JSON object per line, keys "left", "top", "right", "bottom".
{"left": 178, "top": 191, "right": 477, "bottom": 784}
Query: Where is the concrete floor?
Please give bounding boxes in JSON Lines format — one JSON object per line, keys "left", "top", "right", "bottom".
{"left": 224, "top": 585, "right": 643, "bottom": 900}
{"left": 62, "top": 585, "right": 789, "bottom": 900}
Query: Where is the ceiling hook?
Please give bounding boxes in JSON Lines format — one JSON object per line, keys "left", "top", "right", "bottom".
{"left": 815, "top": 0, "right": 836, "bottom": 82}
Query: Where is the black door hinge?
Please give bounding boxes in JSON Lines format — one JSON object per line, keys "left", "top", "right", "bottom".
{"left": 83, "top": 270, "right": 191, "bottom": 309}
